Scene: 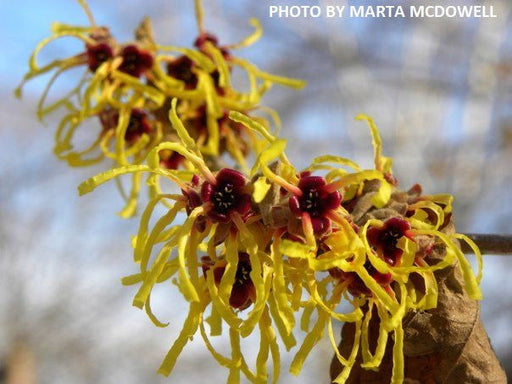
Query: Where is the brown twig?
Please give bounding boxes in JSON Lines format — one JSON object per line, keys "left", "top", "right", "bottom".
{"left": 462, "top": 233, "right": 512, "bottom": 255}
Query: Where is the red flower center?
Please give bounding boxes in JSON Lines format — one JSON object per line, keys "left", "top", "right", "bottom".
{"left": 167, "top": 56, "right": 198, "bottom": 89}
{"left": 289, "top": 175, "right": 341, "bottom": 234}
{"left": 330, "top": 260, "right": 393, "bottom": 297}
{"left": 201, "top": 169, "right": 252, "bottom": 223}
{"left": 367, "top": 217, "right": 412, "bottom": 266}
{"left": 201, "top": 253, "right": 255, "bottom": 310}
{"left": 118, "top": 45, "right": 154, "bottom": 78}
{"left": 194, "top": 32, "right": 231, "bottom": 59}
{"left": 124, "top": 109, "right": 152, "bottom": 143}
{"left": 212, "top": 183, "right": 237, "bottom": 214}
{"left": 301, "top": 188, "right": 322, "bottom": 216}
{"left": 159, "top": 150, "right": 184, "bottom": 170}
{"left": 86, "top": 43, "right": 113, "bottom": 72}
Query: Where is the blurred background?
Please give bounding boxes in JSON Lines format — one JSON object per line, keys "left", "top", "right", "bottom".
{"left": 1, "top": 0, "right": 511, "bottom": 382}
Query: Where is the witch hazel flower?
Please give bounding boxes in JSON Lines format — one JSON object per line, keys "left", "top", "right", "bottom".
{"left": 117, "top": 44, "right": 154, "bottom": 78}
{"left": 201, "top": 252, "right": 256, "bottom": 310}
{"left": 166, "top": 32, "right": 229, "bottom": 91}
{"left": 330, "top": 260, "right": 393, "bottom": 297}
{"left": 177, "top": 167, "right": 253, "bottom": 235}
{"left": 194, "top": 32, "right": 231, "bottom": 59}
{"left": 97, "top": 107, "right": 158, "bottom": 159}
{"left": 120, "top": 108, "right": 154, "bottom": 144}
{"left": 328, "top": 217, "right": 414, "bottom": 300}
{"left": 86, "top": 42, "right": 114, "bottom": 72}
{"left": 289, "top": 172, "right": 342, "bottom": 235}
{"left": 200, "top": 168, "right": 252, "bottom": 223}
{"left": 158, "top": 149, "right": 185, "bottom": 170}
{"left": 166, "top": 56, "right": 199, "bottom": 89}
{"left": 366, "top": 217, "right": 413, "bottom": 266}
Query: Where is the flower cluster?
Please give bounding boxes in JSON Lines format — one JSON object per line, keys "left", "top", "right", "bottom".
{"left": 79, "top": 110, "right": 482, "bottom": 384}
{"left": 20, "top": 1, "right": 484, "bottom": 383}
{"left": 16, "top": 0, "right": 304, "bottom": 217}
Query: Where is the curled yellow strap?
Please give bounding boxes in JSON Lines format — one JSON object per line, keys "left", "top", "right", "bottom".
{"left": 381, "top": 283, "right": 407, "bottom": 332}
{"left": 204, "top": 42, "right": 231, "bottom": 89}
{"left": 157, "top": 302, "right": 203, "bottom": 376}
{"left": 78, "top": 165, "right": 151, "bottom": 195}
{"left": 133, "top": 242, "right": 173, "bottom": 309}
{"left": 261, "top": 307, "right": 281, "bottom": 384}
{"left": 133, "top": 195, "right": 181, "bottom": 263}
{"left": 144, "top": 293, "right": 169, "bottom": 328}
{"left": 355, "top": 114, "right": 383, "bottom": 172}
{"left": 308, "top": 154, "right": 361, "bottom": 172}
{"left": 227, "top": 328, "right": 242, "bottom": 384}
{"left": 118, "top": 172, "right": 143, "bottom": 218}
{"left": 308, "top": 276, "right": 363, "bottom": 323}
{"left": 255, "top": 319, "right": 270, "bottom": 383}
{"left": 203, "top": 109, "right": 221, "bottom": 156}
{"left": 414, "top": 259, "right": 439, "bottom": 310}
{"left": 229, "top": 110, "right": 276, "bottom": 144}
{"left": 231, "top": 57, "right": 306, "bottom": 89}
{"left": 227, "top": 18, "right": 263, "bottom": 50}
{"left": 147, "top": 142, "right": 215, "bottom": 185}
{"left": 252, "top": 140, "right": 301, "bottom": 196}
{"left": 194, "top": 0, "right": 205, "bottom": 33}
{"left": 199, "top": 71, "right": 222, "bottom": 120}
{"left": 360, "top": 301, "right": 390, "bottom": 370}
{"left": 332, "top": 319, "right": 362, "bottom": 384}
{"left": 409, "top": 201, "right": 446, "bottom": 230}
{"left": 355, "top": 265, "right": 399, "bottom": 312}
{"left": 423, "top": 194, "right": 454, "bottom": 213}
{"left": 138, "top": 202, "right": 183, "bottom": 271}
{"left": 35, "top": 60, "right": 85, "bottom": 121}
{"left": 232, "top": 214, "right": 272, "bottom": 337}
{"left": 360, "top": 301, "right": 374, "bottom": 367}
{"left": 270, "top": 237, "right": 295, "bottom": 335}
{"left": 205, "top": 268, "right": 242, "bottom": 329}
{"left": 169, "top": 98, "right": 201, "bottom": 155}
{"left": 453, "top": 233, "right": 483, "bottom": 284}
{"left": 415, "top": 229, "right": 482, "bottom": 299}
{"left": 289, "top": 311, "right": 328, "bottom": 376}
{"left": 206, "top": 304, "right": 223, "bottom": 337}
{"left": 268, "top": 295, "right": 296, "bottom": 351}
{"left": 390, "top": 324, "right": 404, "bottom": 384}
{"left": 175, "top": 209, "right": 203, "bottom": 303}
{"left": 218, "top": 233, "right": 239, "bottom": 314}
{"left": 279, "top": 239, "right": 313, "bottom": 259}
{"left": 199, "top": 311, "right": 237, "bottom": 369}
{"left": 300, "top": 302, "right": 315, "bottom": 333}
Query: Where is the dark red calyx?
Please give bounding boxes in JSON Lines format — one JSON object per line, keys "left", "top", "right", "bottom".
{"left": 166, "top": 56, "right": 198, "bottom": 89}
{"left": 86, "top": 43, "right": 114, "bottom": 72}
{"left": 194, "top": 32, "right": 231, "bottom": 59}
{"left": 123, "top": 108, "right": 152, "bottom": 143}
{"left": 118, "top": 45, "right": 153, "bottom": 78}
{"left": 201, "top": 168, "right": 251, "bottom": 223}
{"left": 159, "top": 149, "right": 185, "bottom": 170}
{"left": 367, "top": 217, "right": 412, "bottom": 266}
{"left": 201, "top": 253, "right": 255, "bottom": 310}
{"left": 288, "top": 175, "right": 342, "bottom": 235}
